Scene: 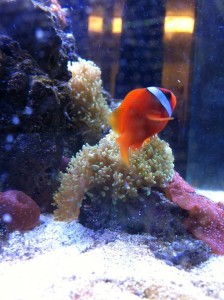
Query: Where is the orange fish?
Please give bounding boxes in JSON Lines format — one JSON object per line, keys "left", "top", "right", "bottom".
{"left": 110, "top": 87, "right": 177, "bottom": 167}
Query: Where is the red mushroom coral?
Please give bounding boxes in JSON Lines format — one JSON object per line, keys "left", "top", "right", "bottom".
{"left": 164, "top": 172, "right": 224, "bottom": 255}
{"left": 0, "top": 190, "right": 40, "bottom": 232}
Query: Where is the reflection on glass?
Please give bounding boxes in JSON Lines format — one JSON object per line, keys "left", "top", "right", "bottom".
{"left": 112, "top": 17, "right": 122, "bottom": 34}
{"left": 164, "top": 16, "right": 195, "bottom": 33}
{"left": 88, "top": 16, "right": 103, "bottom": 33}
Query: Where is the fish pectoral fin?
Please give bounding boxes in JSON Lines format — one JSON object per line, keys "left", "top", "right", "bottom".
{"left": 146, "top": 114, "right": 174, "bottom": 122}
{"left": 143, "top": 137, "right": 151, "bottom": 144}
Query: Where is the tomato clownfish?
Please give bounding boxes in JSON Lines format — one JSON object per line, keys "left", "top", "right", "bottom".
{"left": 109, "top": 87, "right": 177, "bottom": 167}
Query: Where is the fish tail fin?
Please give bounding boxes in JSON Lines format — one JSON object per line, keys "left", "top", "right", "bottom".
{"left": 117, "top": 136, "right": 130, "bottom": 168}
{"left": 109, "top": 109, "right": 122, "bottom": 134}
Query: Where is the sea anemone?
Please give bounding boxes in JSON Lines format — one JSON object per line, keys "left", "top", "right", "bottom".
{"left": 67, "top": 58, "right": 111, "bottom": 143}
{"left": 54, "top": 131, "right": 174, "bottom": 220}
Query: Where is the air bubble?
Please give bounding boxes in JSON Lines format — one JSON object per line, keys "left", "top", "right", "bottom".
{"left": 35, "top": 28, "right": 45, "bottom": 40}
{"left": 23, "top": 106, "right": 33, "bottom": 115}
{"left": 12, "top": 116, "right": 20, "bottom": 125}
{"left": 2, "top": 213, "right": 12, "bottom": 223}
{"left": 6, "top": 134, "right": 13, "bottom": 143}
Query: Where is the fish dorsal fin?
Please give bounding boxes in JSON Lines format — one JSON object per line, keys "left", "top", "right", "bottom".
{"left": 147, "top": 87, "right": 172, "bottom": 117}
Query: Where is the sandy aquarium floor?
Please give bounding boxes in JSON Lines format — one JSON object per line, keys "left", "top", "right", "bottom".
{"left": 0, "top": 190, "right": 224, "bottom": 300}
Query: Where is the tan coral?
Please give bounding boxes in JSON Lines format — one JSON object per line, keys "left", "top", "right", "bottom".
{"left": 54, "top": 131, "right": 174, "bottom": 221}
{"left": 67, "top": 58, "right": 111, "bottom": 142}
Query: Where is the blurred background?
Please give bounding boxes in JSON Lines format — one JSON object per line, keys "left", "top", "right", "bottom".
{"left": 63, "top": 0, "right": 224, "bottom": 190}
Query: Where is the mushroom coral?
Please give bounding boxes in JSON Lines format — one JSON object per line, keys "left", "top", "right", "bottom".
{"left": 54, "top": 131, "right": 174, "bottom": 220}
{"left": 0, "top": 190, "right": 40, "bottom": 231}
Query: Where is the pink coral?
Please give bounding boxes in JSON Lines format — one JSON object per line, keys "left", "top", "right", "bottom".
{"left": 50, "top": 0, "right": 67, "bottom": 29}
{"left": 0, "top": 190, "right": 40, "bottom": 232}
{"left": 165, "top": 172, "right": 224, "bottom": 254}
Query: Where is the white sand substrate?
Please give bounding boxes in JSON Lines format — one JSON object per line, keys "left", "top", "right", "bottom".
{"left": 0, "top": 190, "right": 224, "bottom": 300}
